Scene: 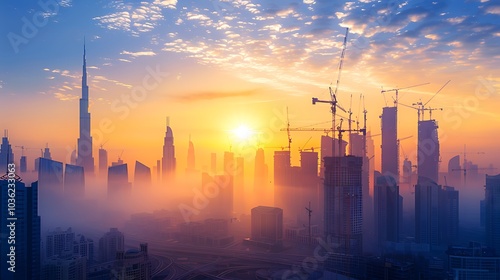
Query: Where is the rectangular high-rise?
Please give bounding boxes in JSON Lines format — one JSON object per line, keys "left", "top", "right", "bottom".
{"left": 417, "top": 120, "right": 439, "bottom": 183}
{"left": 374, "top": 172, "right": 400, "bottom": 253}
{"left": 381, "top": 107, "right": 398, "bottom": 178}
{"left": 324, "top": 156, "right": 363, "bottom": 255}
{"left": 0, "top": 178, "right": 41, "bottom": 280}
{"left": 415, "top": 176, "right": 440, "bottom": 247}
{"left": 485, "top": 174, "right": 500, "bottom": 253}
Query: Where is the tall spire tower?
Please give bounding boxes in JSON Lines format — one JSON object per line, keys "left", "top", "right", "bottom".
{"left": 77, "top": 39, "right": 95, "bottom": 175}
{"left": 161, "top": 117, "right": 176, "bottom": 184}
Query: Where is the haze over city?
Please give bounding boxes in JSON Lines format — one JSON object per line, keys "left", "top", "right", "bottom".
{"left": 1, "top": 0, "right": 500, "bottom": 279}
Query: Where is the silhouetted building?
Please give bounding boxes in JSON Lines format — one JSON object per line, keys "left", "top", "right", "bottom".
{"left": 0, "top": 130, "right": 14, "bottom": 173}
{"left": 253, "top": 148, "right": 269, "bottom": 207}
{"left": 77, "top": 42, "right": 95, "bottom": 175}
{"left": 417, "top": 120, "right": 440, "bottom": 183}
{"left": 186, "top": 136, "right": 195, "bottom": 173}
{"left": 38, "top": 157, "right": 64, "bottom": 193}
{"left": 273, "top": 150, "right": 290, "bottom": 210}
{"left": 415, "top": 176, "right": 440, "bottom": 248}
{"left": 447, "top": 242, "right": 500, "bottom": 279}
{"left": 202, "top": 172, "right": 233, "bottom": 219}
{"left": 161, "top": 118, "right": 176, "bottom": 184}
{"left": 324, "top": 156, "right": 363, "bottom": 255}
{"left": 113, "top": 243, "right": 151, "bottom": 280}
{"left": 0, "top": 177, "right": 41, "bottom": 280}
{"left": 234, "top": 156, "right": 245, "bottom": 214}
{"left": 42, "top": 253, "right": 87, "bottom": 280}
{"left": 485, "top": 174, "right": 500, "bottom": 253}
{"left": 20, "top": 155, "right": 27, "bottom": 173}
{"left": 134, "top": 161, "right": 151, "bottom": 188}
{"left": 43, "top": 145, "right": 52, "bottom": 159}
{"left": 251, "top": 206, "right": 283, "bottom": 247}
{"left": 381, "top": 106, "right": 398, "bottom": 178}
{"left": 74, "top": 234, "right": 94, "bottom": 264}
{"left": 64, "top": 164, "right": 85, "bottom": 197}
{"left": 99, "top": 228, "right": 124, "bottom": 262}
{"left": 107, "top": 164, "right": 130, "bottom": 198}
{"left": 98, "top": 147, "right": 108, "bottom": 178}
{"left": 439, "top": 186, "right": 459, "bottom": 245}
{"left": 374, "top": 172, "right": 399, "bottom": 253}
{"left": 46, "top": 227, "right": 75, "bottom": 259}
{"left": 320, "top": 135, "right": 347, "bottom": 178}
{"left": 448, "top": 155, "right": 461, "bottom": 185}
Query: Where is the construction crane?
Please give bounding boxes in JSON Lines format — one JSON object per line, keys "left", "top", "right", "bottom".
{"left": 403, "top": 80, "right": 450, "bottom": 121}
{"left": 305, "top": 201, "right": 312, "bottom": 244}
{"left": 312, "top": 27, "right": 349, "bottom": 158}
{"left": 381, "top": 82, "right": 430, "bottom": 108}
{"left": 336, "top": 118, "right": 366, "bottom": 157}
{"left": 286, "top": 107, "right": 292, "bottom": 152}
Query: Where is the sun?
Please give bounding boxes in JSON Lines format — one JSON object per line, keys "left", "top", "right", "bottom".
{"left": 232, "top": 125, "right": 254, "bottom": 140}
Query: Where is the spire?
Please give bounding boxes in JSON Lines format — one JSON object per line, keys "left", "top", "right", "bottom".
{"left": 82, "top": 37, "right": 88, "bottom": 94}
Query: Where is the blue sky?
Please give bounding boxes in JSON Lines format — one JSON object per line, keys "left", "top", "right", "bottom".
{"left": 0, "top": 0, "right": 499, "bottom": 170}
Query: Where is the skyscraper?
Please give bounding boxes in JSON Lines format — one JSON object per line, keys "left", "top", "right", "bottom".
{"left": 0, "top": 177, "right": 41, "bottom": 280}
{"left": 38, "top": 157, "right": 64, "bottom": 192}
{"left": 439, "top": 186, "right": 459, "bottom": 245}
{"left": 77, "top": 41, "right": 95, "bottom": 175}
{"left": 319, "top": 135, "right": 347, "bottom": 178}
{"left": 99, "top": 146, "right": 108, "bottom": 178}
{"left": 234, "top": 156, "right": 245, "bottom": 214}
{"left": 485, "top": 174, "right": 500, "bottom": 253}
{"left": 417, "top": 120, "right": 440, "bottom": 183}
{"left": 45, "top": 227, "right": 75, "bottom": 259}
{"left": 161, "top": 118, "right": 176, "bottom": 184}
{"left": 0, "top": 130, "right": 14, "bottom": 173}
{"left": 415, "top": 176, "right": 440, "bottom": 247}
{"left": 324, "top": 156, "right": 363, "bottom": 255}
{"left": 99, "top": 228, "right": 125, "bottom": 262}
{"left": 251, "top": 206, "right": 283, "bottom": 247}
{"left": 374, "top": 171, "right": 399, "bottom": 253}
{"left": 253, "top": 148, "right": 269, "bottom": 207}
{"left": 107, "top": 163, "right": 130, "bottom": 198}
{"left": 134, "top": 160, "right": 151, "bottom": 188}
{"left": 64, "top": 164, "right": 85, "bottom": 197}
{"left": 273, "top": 150, "right": 290, "bottom": 210}
{"left": 381, "top": 106, "right": 398, "bottom": 178}
{"left": 186, "top": 136, "right": 195, "bottom": 173}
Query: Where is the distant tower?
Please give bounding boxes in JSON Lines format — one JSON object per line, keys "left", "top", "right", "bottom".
{"left": 415, "top": 176, "right": 440, "bottom": 247}
{"left": 381, "top": 107, "right": 398, "bottom": 178}
{"left": 485, "top": 174, "right": 500, "bottom": 253}
{"left": 77, "top": 40, "right": 95, "bottom": 175}
{"left": 161, "top": 117, "right": 176, "bottom": 184}
{"left": 273, "top": 150, "right": 291, "bottom": 209}
{"left": 447, "top": 155, "right": 461, "bottom": 186}
{"left": 324, "top": 156, "right": 363, "bottom": 255}
{"left": 134, "top": 161, "right": 151, "bottom": 188}
{"left": 98, "top": 228, "right": 124, "bottom": 262}
{"left": 234, "top": 156, "right": 244, "bottom": 214}
{"left": 43, "top": 144, "right": 52, "bottom": 159}
{"left": 253, "top": 148, "right": 269, "bottom": 206}
{"left": 417, "top": 120, "right": 439, "bottom": 183}
{"left": 107, "top": 164, "right": 130, "bottom": 198}
{"left": 374, "top": 171, "right": 399, "bottom": 253}
{"left": 64, "top": 164, "right": 85, "bottom": 197}
{"left": 99, "top": 146, "right": 108, "bottom": 178}
{"left": 0, "top": 130, "right": 14, "bottom": 173}
{"left": 186, "top": 135, "right": 195, "bottom": 173}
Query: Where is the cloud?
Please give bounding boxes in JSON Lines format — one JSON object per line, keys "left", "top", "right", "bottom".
{"left": 121, "top": 50, "right": 157, "bottom": 57}
{"left": 93, "top": 0, "right": 177, "bottom": 35}
{"left": 54, "top": 92, "right": 79, "bottom": 101}
{"left": 173, "top": 89, "right": 259, "bottom": 102}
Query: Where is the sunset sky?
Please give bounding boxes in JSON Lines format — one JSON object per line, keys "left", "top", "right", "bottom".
{"left": 0, "top": 0, "right": 499, "bottom": 176}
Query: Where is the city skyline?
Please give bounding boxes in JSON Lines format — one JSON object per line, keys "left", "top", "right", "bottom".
{"left": 0, "top": 0, "right": 499, "bottom": 174}
{"left": 1, "top": 2, "right": 500, "bottom": 278}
